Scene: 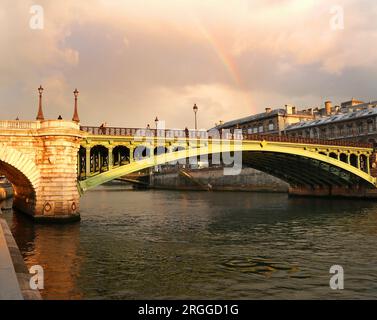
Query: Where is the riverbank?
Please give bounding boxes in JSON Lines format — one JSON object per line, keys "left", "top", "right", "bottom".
{"left": 0, "top": 208, "right": 41, "bottom": 300}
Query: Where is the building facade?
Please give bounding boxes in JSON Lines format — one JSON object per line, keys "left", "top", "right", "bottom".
{"left": 213, "top": 98, "right": 377, "bottom": 144}
{"left": 286, "top": 101, "right": 377, "bottom": 144}
{"left": 213, "top": 105, "right": 316, "bottom": 136}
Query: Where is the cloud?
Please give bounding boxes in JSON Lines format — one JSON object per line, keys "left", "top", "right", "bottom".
{"left": 1, "top": 0, "right": 377, "bottom": 127}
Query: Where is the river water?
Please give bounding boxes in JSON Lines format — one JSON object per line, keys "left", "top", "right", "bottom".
{"left": 2, "top": 184, "right": 377, "bottom": 299}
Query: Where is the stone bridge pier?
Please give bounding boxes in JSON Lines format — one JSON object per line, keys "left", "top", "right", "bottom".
{"left": 0, "top": 120, "right": 83, "bottom": 222}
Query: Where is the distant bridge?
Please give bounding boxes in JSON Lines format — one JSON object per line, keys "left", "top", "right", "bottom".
{"left": 1, "top": 120, "right": 377, "bottom": 223}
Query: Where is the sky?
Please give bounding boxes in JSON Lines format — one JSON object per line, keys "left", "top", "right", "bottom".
{"left": 1, "top": 0, "right": 377, "bottom": 129}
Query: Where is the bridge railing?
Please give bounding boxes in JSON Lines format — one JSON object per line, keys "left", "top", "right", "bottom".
{"left": 0, "top": 120, "right": 40, "bottom": 130}
{"left": 80, "top": 126, "right": 210, "bottom": 139}
{"left": 245, "top": 134, "right": 373, "bottom": 148}
{"left": 80, "top": 126, "right": 373, "bottom": 148}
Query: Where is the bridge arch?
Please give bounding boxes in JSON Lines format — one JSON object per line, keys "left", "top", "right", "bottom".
{"left": 112, "top": 145, "right": 130, "bottom": 166}
{"left": 360, "top": 154, "right": 368, "bottom": 173}
{"left": 90, "top": 145, "right": 109, "bottom": 173}
{"left": 329, "top": 152, "right": 338, "bottom": 160}
{"left": 134, "top": 145, "right": 151, "bottom": 160}
{"left": 350, "top": 154, "right": 358, "bottom": 168}
{"left": 0, "top": 145, "right": 40, "bottom": 211}
{"left": 78, "top": 146, "right": 87, "bottom": 177}
{"left": 340, "top": 153, "right": 348, "bottom": 163}
{"left": 79, "top": 142, "right": 376, "bottom": 192}
{"left": 154, "top": 146, "right": 169, "bottom": 156}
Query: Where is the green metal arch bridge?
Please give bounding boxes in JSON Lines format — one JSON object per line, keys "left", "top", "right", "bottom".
{"left": 78, "top": 126, "right": 377, "bottom": 197}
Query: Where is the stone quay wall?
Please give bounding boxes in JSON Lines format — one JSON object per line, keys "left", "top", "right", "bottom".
{"left": 0, "top": 210, "right": 41, "bottom": 299}
{"left": 150, "top": 167, "right": 289, "bottom": 192}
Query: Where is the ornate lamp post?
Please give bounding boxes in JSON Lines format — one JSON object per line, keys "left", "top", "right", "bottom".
{"left": 36, "top": 85, "right": 45, "bottom": 120}
{"left": 193, "top": 103, "right": 198, "bottom": 130}
{"left": 72, "top": 88, "right": 80, "bottom": 122}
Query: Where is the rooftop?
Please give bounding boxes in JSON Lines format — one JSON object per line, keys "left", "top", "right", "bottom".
{"left": 214, "top": 108, "right": 312, "bottom": 130}
{"left": 286, "top": 102, "right": 377, "bottom": 131}
{"left": 212, "top": 98, "right": 377, "bottom": 131}
{"left": 214, "top": 109, "right": 283, "bottom": 130}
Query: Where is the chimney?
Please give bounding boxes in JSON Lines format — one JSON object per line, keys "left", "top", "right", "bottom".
{"left": 285, "top": 104, "right": 293, "bottom": 115}
{"left": 292, "top": 106, "right": 296, "bottom": 114}
{"left": 325, "top": 101, "right": 332, "bottom": 116}
{"left": 265, "top": 107, "right": 272, "bottom": 113}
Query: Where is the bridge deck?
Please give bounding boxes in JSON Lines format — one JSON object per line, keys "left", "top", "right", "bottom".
{"left": 80, "top": 126, "right": 373, "bottom": 149}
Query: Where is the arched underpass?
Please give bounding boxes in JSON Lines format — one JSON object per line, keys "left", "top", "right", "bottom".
{"left": 241, "top": 151, "right": 370, "bottom": 189}
{"left": 0, "top": 160, "right": 36, "bottom": 214}
{"left": 0, "top": 145, "right": 41, "bottom": 217}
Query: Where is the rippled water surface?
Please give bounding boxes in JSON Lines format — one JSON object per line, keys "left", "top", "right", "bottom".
{"left": 2, "top": 184, "right": 377, "bottom": 299}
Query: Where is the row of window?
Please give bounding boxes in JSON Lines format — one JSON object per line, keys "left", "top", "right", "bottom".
{"left": 288, "top": 119, "right": 375, "bottom": 139}
{"left": 233, "top": 121, "right": 275, "bottom": 134}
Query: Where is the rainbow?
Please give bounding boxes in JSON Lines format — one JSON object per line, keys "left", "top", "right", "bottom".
{"left": 196, "top": 22, "right": 242, "bottom": 87}
{"left": 193, "top": 18, "right": 255, "bottom": 113}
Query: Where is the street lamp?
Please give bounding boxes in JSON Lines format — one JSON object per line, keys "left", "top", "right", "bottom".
{"left": 193, "top": 103, "right": 198, "bottom": 130}
{"left": 72, "top": 88, "right": 80, "bottom": 122}
{"left": 38, "top": 85, "right": 44, "bottom": 95}
{"left": 36, "top": 85, "right": 45, "bottom": 120}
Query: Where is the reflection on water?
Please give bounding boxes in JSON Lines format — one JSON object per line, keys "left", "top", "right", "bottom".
{"left": 2, "top": 184, "right": 377, "bottom": 299}
{"left": 222, "top": 257, "right": 300, "bottom": 277}
{"left": 1, "top": 197, "right": 83, "bottom": 299}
